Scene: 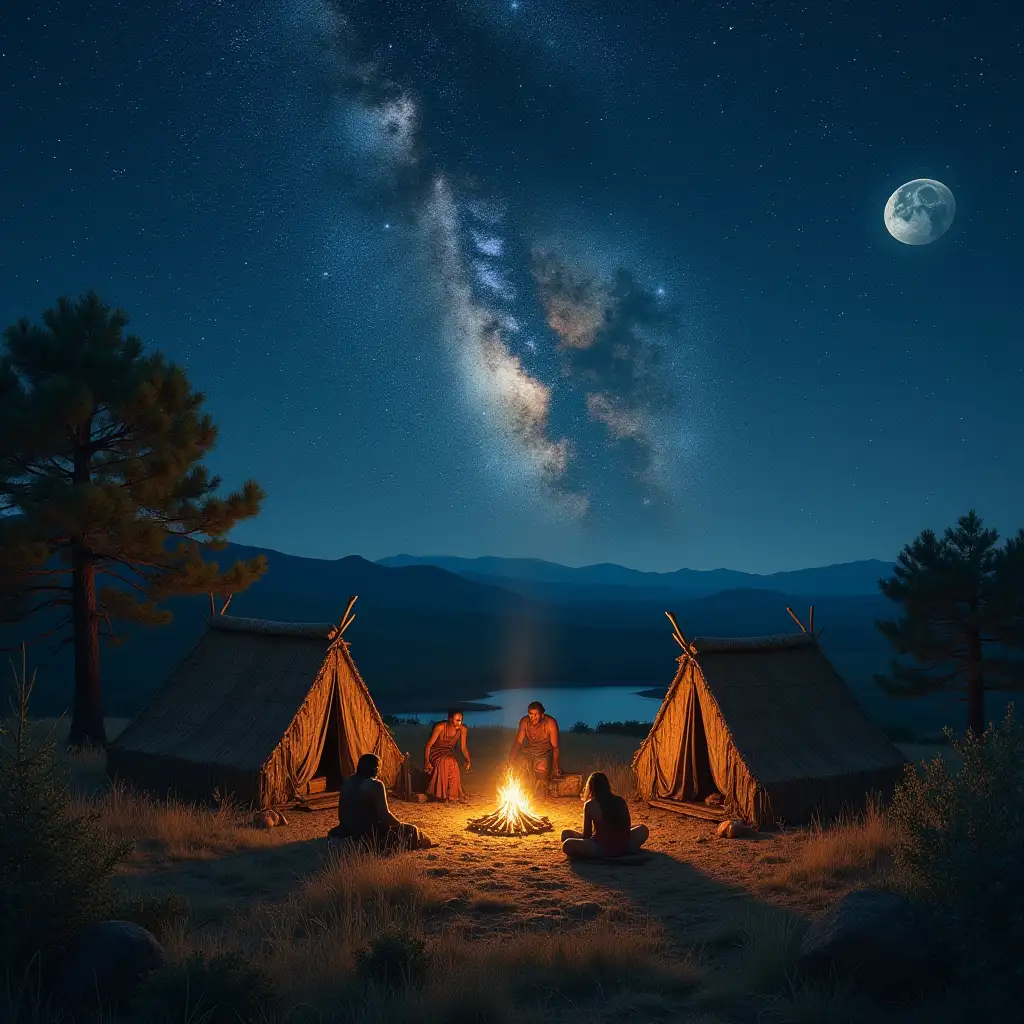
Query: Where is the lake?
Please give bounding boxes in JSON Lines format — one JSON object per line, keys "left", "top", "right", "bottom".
{"left": 403, "top": 685, "right": 664, "bottom": 728}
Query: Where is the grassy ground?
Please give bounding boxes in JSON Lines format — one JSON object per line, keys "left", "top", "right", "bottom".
{"left": 12, "top": 719, "right": 962, "bottom": 1023}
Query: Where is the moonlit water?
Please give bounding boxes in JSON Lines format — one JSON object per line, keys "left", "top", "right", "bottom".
{"left": 403, "top": 686, "right": 664, "bottom": 728}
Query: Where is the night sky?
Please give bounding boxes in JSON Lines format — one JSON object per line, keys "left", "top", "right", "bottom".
{"left": 2, "top": 1, "right": 1021, "bottom": 573}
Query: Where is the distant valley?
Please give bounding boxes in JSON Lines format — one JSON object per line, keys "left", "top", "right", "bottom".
{"left": 3, "top": 545, "right": 986, "bottom": 739}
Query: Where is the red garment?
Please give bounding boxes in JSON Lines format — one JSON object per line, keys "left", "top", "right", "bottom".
{"left": 426, "top": 723, "right": 464, "bottom": 800}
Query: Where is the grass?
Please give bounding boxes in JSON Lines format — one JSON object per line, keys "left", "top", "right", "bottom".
{"left": 7, "top": 716, "right": 955, "bottom": 1023}
{"left": 771, "top": 800, "right": 896, "bottom": 891}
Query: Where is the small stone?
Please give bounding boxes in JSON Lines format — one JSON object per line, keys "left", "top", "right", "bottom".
{"left": 695, "top": 836, "right": 709, "bottom": 844}
{"left": 254, "top": 810, "right": 276, "bottom": 829}
{"left": 717, "top": 819, "right": 754, "bottom": 839}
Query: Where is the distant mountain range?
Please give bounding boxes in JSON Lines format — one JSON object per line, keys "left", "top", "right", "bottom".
{"left": 5, "top": 544, "right": 987, "bottom": 740}
{"left": 376, "top": 553, "right": 896, "bottom": 600}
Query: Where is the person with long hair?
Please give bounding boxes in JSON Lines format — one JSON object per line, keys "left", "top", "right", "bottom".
{"left": 329, "top": 753, "right": 433, "bottom": 853}
{"left": 423, "top": 710, "right": 471, "bottom": 801}
{"left": 561, "top": 771, "right": 649, "bottom": 860}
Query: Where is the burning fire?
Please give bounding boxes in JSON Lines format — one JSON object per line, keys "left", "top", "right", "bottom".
{"left": 466, "top": 769, "right": 553, "bottom": 836}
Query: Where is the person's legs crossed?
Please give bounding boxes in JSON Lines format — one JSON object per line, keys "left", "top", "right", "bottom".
{"left": 629, "top": 824, "right": 650, "bottom": 852}
{"left": 562, "top": 836, "right": 603, "bottom": 859}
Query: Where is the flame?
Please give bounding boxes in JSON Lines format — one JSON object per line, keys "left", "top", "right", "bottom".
{"left": 466, "top": 768, "right": 553, "bottom": 835}
{"left": 495, "top": 769, "right": 534, "bottom": 823}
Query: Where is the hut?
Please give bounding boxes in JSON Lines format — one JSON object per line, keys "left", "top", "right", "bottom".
{"left": 631, "top": 610, "right": 907, "bottom": 829}
{"left": 107, "top": 600, "right": 408, "bottom": 809}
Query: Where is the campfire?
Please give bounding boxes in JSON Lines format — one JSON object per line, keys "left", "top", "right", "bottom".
{"left": 466, "top": 769, "right": 553, "bottom": 837}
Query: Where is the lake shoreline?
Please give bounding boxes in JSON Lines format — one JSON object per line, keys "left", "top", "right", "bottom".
{"left": 381, "top": 684, "right": 663, "bottom": 727}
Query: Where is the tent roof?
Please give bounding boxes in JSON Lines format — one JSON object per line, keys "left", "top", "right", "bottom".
{"left": 688, "top": 635, "right": 905, "bottom": 786}
{"left": 113, "top": 615, "right": 344, "bottom": 771}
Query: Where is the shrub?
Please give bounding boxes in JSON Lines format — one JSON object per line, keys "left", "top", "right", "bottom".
{"left": 569, "top": 721, "right": 593, "bottom": 734}
{"left": 355, "top": 929, "right": 430, "bottom": 989}
{"left": 594, "top": 720, "right": 652, "bottom": 737}
{"left": 888, "top": 705, "right": 1024, "bottom": 996}
{"left": 0, "top": 649, "right": 132, "bottom": 982}
{"left": 129, "top": 952, "right": 279, "bottom": 1024}
{"left": 116, "top": 892, "right": 190, "bottom": 943}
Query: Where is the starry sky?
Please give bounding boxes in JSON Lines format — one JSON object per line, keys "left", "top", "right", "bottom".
{"left": 2, "top": 0, "right": 1021, "bottom": 573}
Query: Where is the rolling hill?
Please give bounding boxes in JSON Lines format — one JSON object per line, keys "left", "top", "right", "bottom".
{"left": 2, "top": 543, "right": 979, "bottom": 739}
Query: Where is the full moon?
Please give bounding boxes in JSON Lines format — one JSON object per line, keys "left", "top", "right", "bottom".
{"left": 883, "top": 178, "right": 955, "bottom": 245}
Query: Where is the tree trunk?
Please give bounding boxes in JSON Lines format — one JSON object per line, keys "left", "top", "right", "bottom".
{"left": 966, "top": 626, "right": 984, "bottom": 739}
{"left": 67, "top": 539, "right": 106, "bottom": 748}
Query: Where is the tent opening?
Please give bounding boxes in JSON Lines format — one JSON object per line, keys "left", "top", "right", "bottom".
{"left": 312, "top": 689, "right": 345, "bottom": 792}
{"left": 671, "top": 677, "right": 718, "bottom": 803}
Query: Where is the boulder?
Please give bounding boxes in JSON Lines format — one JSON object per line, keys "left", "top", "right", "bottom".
{"left": 55, "top": 920, "right": 165, "bottom": 1011}
{"left": 716, "top": 819, "right": 755, "bottom": 839}
{"left": 797, "top": 889, "right": 943, "bottom": 1000}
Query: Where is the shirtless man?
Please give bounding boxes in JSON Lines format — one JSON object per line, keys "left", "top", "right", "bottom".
{"left": 507, "top": 701, "right": 561, "bottom": 783}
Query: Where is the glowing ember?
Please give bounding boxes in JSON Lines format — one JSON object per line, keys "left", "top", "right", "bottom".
{"left": 466, "top": 769, "right": 553, "bottom": 836}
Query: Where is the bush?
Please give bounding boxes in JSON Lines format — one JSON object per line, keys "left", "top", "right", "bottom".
{"left": 888, "top": 705, "right": 1024, "bottom": 996}
{"left": 355, "top": 929, "right": 430, "bottom": 988}
{"left": 129, "top": 952, "right": 279, "bottom": 1024}
{"left": 569, "top": 721, "right": 593, "bottom": 734}
{"left": 116, "top": 892, "right": 189, "bottom": 943}
{"left": 0, "top": 649, "right": 132, "bottom": 982}
{"left": 595, "top": 720, "right": 652, "bottom": 737}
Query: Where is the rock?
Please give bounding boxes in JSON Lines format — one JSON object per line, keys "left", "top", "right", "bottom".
{"left": 254, "top": 809, "right": 276, "bottom": 829}
{"left": 717, "top": 819, "right": 755, "bottom": 839}
{"left": 55, "top": 920, "right": 165, "bottom": 1011}
{"left": 440, "top": 897, "right": 470, "bottom": 915}
{"left": 705, "top": 793, "right": 724, "bottom": 807}
{"left": 415, "top": 793, "right": 428, "bottom": 803}
{"left": 797, "top": 889, "right": 943, "bottom": 1000}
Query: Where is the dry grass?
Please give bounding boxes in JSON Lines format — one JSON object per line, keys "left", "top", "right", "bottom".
{"left": 6, "top": 715, "right": 944, "bottom": 1023}
{"left": 771, "top": 800, "right": 896, "bottom": 891}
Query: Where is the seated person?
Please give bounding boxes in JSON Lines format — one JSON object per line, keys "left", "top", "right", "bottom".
{"left": 423, "top": 710, "right": 471, "bottom": 802}
{"left": 507, "top": 701, "right": 561, "bottom": 786}
{"left": 328, "top": 753, "right": 433, "bottom": 853}
{"left": 561, "top": 771, "right": 649, "bottom": 860}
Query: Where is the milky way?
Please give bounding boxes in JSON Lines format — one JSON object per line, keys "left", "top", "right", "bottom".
{"left": 299, "top": 0, "right": 704, "bottom": 521}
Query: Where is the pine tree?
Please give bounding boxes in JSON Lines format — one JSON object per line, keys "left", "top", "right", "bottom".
{"left": 0, "top": 293, "right": 266, "bottom": 747}
{"left": 876, "top": 511, "right": 1024, "bottom": 737}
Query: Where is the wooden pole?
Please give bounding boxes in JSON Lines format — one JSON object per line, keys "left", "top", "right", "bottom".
{"left": 339, "top": 594, "right": 359, "bottom": 635}
{"left": 220, "top": 594, "right": 234, "bottom": 616}
{"left": 664, "top": 611, "right": 688, "bottom": 648}
{"left": 208, "top": 592, "right": 216, "bottom": 618}
{"left": 785, "top": 606, "right": 807, "bottom": 633}
{"left": 809, "top": 605, "right": 815, "bottom": 636}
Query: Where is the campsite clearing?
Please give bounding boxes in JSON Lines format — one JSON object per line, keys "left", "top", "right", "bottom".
{"left": 60, "top": 723, "right": 951, "bottom": 1022}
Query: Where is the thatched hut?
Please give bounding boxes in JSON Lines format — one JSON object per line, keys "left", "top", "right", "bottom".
{"left": 107, "top": 610, "right": 407, "bottom": 809}
{"left": 632, "top": 615, "right": 907, "bottom": 829}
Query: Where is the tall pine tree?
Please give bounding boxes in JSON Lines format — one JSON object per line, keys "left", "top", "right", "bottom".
{"left": 0, "top": 292, "right": 266, "bottom": 747}
{"left": 876, "top": 511, "right": 1024, "bottom": 737}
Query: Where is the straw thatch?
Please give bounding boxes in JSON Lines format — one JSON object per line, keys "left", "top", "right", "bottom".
{"left": 107, "top": 614, "right": 406, "bottom": 809}
{"left": 632, "top": 631, "right": 907, "bottom": 828}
